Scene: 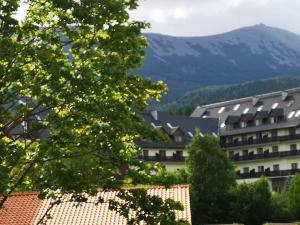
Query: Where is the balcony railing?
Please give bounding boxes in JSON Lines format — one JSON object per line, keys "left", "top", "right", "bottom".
{"left": 223, "top": 134, "right": 300, "bottom": 148}
{"left": 237, "top": 169, "right": 300, "bottom": 179}
{"left": 232, "top": 150, "right": 300, "bottom": 162}
{"left": 139, "top": 155, "right": 185, "bottom": 162}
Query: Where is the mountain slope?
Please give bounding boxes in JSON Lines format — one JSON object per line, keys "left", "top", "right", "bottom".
{"left": 138, "top": 24, "right": 300, "bottom": 103}
{"left": 161, "top": 75, "right": 300, "bottom": 115}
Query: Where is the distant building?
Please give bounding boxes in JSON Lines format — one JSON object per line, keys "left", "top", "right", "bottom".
{"left": 0, "top": 185, "right": 191, "bottom": 225}
{"left": 191, "top": 88, "right": 300, "bottom": 191}
{"left": 137, "top": 110, "right": 219, "bottom": 171}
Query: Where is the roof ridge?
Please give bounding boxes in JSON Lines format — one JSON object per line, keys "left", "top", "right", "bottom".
{"left": 196, "top": 86, "right": 300, "bottom": 109}
{"left": 125, "top": 184, "right": 190, "bottom": 190}
{"left": 5, "top": 185, "right": 190, "bottom": 197}
{"left": 8, "top": 192, "right": 40, "bottom": 197}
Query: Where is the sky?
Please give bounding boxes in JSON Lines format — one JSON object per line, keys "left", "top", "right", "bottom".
{"left": 130, "top": 0, "right": 300, "bottom": 37}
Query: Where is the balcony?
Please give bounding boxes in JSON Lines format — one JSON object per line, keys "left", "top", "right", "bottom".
{"left": 223, "top": 134, "right": 300, "bottom": 148}
{"left": 232, "top": 150, "right": 300, "bottom": 162}
{"left": 139, "top": 155, "right": 185, "bottom": 162}
{"left": 237, "top": 169, "right": 300, "bottom": 179}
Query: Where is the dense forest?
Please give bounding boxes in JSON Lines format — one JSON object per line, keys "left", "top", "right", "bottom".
{"left": 162, "top": 75, "right": 300, "bottom": 116}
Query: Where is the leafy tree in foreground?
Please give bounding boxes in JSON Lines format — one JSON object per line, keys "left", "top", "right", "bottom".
{"left": 232, "top": 177, "right": 272, "bottom": 225}
{"left": 0, "top": 1, "right": 189, "bottom": 224}
{"left": 270, "top": 191, "right": 291, "bottom": 222}
{"left": 288, "top": 173, "right": 300, "bottom": 220}
{"left": 186, "top": 130, "right": 236, "bottom": 224}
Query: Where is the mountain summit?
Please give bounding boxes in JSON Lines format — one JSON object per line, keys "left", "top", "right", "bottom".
{"left": 139, "top": 24, "right": 300, "bottom": 103}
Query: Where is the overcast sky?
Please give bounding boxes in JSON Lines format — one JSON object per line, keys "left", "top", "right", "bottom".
{"left": 130, "top": 0, "right": 300, "bottom": 37}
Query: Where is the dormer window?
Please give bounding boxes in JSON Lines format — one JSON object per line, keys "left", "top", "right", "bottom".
{"left": 269, "top": 108, "right": 284, "bottom": 123}
{"left": 241, "top": 121, "right": 247, "bottom": 128}
{"left": 255, "top": 118, "right": 262, "bottom": 126}
{"left": 240, "top": 113, "right": 253, "bottom": 128}
{"left": 225, "top": 116, "right": 240, "bottom": 130}
{"left": 270, "top": 116, "right": 276, "bottom": 124}
{"left": 174, "top": 135, "right": 183, "bottom": 142}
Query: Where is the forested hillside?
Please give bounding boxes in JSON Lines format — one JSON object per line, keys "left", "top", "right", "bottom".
{"left": 162, "top": 75, "right": 300, "bottom": 115}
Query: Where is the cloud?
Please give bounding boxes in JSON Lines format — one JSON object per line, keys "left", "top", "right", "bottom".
{"left": 130, "top": 0, "right": 300, "bottom": 36}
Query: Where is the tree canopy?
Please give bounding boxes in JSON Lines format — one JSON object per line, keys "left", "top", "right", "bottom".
{"left": 186, "top": 130, "right": 236, "bottom": 224}
{"left": 288, "top": 173, "right": 300, "bottom": 220}
{"left": 0, "top": 1, "right": 189, "bottom": 224}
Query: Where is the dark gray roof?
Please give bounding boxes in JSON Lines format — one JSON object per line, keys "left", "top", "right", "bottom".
{"left": 136, "top": 110, "right": 219, "bottom": 148}
{"left": 222, "top": 120, "right": 300, "bottom": 136}
{"left": 191, "top": 87, "right": 300, "bottom": 135}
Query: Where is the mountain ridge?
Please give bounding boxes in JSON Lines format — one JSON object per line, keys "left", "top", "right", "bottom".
{"left": 138, "top": 24, "right": 300, "bottom": 103}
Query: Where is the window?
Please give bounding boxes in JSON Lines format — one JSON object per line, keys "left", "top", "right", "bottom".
{"left": 174, "top": 135, "right": 183, "bottom": 142}
{"left": 257, "top": 105, "right": 264, "bottom": 111}
{"left": 271, "top": 130, "right": 278, "bottom": 138}
{"left": 233, "top": 104, "right": 240, "bottom": 111}
{"left": 241, "top": 135, "right": 247, "bottom": 141}
{"left": 273, "top": 164, "right": 280, "bottom": 171}
{"left": 258, "top": 166, "right": 264, "bottom": 172}
{"left": 243, "top": 149, "right": 248, "bottom": 156}
{"left": 233, "top": 138, "right": 239, "bottom": 145}
{"left": 256, "top": 132, "right": 262, "bottom": 140}
{"left": 263, "top": 134, "right": 268, "bottom": 140}
{"left": 290, "top": 144, "right": 297, "bottom": 151}
{"left": 243, "top": 108, "right": 250, "bottom": 114}
{"left": 174, "top": 151, "right": 183, "bottom": 159}
{"left": 257, "top": 148, "right": 263, "bottom": 155}
{"left": 143, "top": 150, "right": 149, "bottom": 156}
{"left": 288, "top": 111, "right": 295, "bottom": 119}
{"left": 241, "top": 121, "right": 247, "bottom": 128}
{"left": 229, "top": 151, "right": 234, "bottom": 158}
{"left": 289, "top": 127, "right": 296, "bottom": 136}
{"left": 295, "top": 110, "right": 300, "bottom": 117}
{"left": 243, "top": 167, "right": 249, "bottom": 173}
{"left": 255, "top": 119, "right": 262, "bottom": 126}
{"left": 272, "top": 146, "right": 279, "bottom": 153}
{"left": 270, "top": 116, "right": 276, "bottom": 124}
{"left": 272, "top": 102, "right": 279, "bottom": 109}
{"left": 159, "top": 150, "right": 166, "bottom": 157}
{"left": 220, "top": 122, "right": 226, "bottom": 128}
{"left": 292, "top": 163, "right": 298, "bottom": 170}
{"left": 248, "top": 136, "right": 253, "bottom": 144}
{"left": 218, "top": 107, "right": 225, "bottom": 114}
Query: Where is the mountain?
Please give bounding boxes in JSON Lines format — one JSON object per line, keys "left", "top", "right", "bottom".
{"left": 138, "top": 24, "right": 300, "bottom": 103}
{"left": 161, "top": 75, "right": 300, "bottom": 116}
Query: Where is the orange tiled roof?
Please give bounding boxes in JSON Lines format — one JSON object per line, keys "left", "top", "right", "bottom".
{"left": 0, "top": 193, "right": 41, "bottom": 225}
{"left": 0, "top": 185, "right": 191, "bottom": 225}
